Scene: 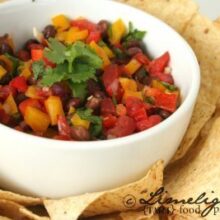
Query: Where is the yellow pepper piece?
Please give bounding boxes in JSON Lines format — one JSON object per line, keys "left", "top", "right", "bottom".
{"left": 44, "top": 96, "right": 65, "bottom": 126}
{"left": 71, "top": 113, "right": 90, "bottom": 129}
{"left": 52, "top": 14, "right": 71, "bottom": 31}
{"left": 123, "top": 91, "right": 143, "bottom": 102}
{"left": 0, "top": 55, "right": 13, "bottom": 73}
{"left": 24, "top": 106, "right": 50, "bottom": 133}
{"left": 56, "top": 31, "right": 68, "bottom": 42}
{"left": 102, "top": 45, "right": 115, "bottom": 58}
{"left": 152, "top": 80, "right": 167, "bottom": 92}
{"left": 90, "top": 41, "right": 110, "bottom": 68}
{"left": 119, "top": 78, "right": 137, "bottom": 92}
{"left": 109, "top": 19, "right": 126, "bottom": 45}
{"left": 3, "top": 94, "right": 18, "bottom": 115}
{"left": 0, "top": 65, "right": 7, "bottom": 80}
{"left": 68, "top": 106, "right": 76, "bottom": 115}
{"left": 124, "top": 58, "right": 142, "bottom": 75}
{"left": 25, "top": 86, "right": 42, "bottom": 100}
{"left": 66, "top": 28, "right": 88, "bottom": 44}
{"left": 20, "top": 61, "right": 32, "bottom": 79}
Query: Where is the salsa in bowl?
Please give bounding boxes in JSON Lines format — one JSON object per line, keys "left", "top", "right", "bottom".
{"left": 0, "top": 15, "right": 180, "bottom": 141}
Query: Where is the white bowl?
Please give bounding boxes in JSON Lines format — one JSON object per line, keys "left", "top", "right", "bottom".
{"left": 0, "top": 0, "right": 200, "bottom": 198}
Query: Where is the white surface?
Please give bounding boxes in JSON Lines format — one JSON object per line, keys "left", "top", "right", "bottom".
{"left": 195, "top": 0, "right": 220, "bottom": 20}
{"left": 0, "top": 0, "right": 200, "bottom": 198}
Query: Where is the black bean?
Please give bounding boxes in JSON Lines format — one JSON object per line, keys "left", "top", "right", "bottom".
{"left": 0, "top": 73, "right": 11, "bottom": 85}
{"left": 67, "top": 98, "right": 81, "bottom": 110}
{"left": 123, "top": 40, "right": 141, "bottom": 49}
{"left": 71, "top": 126, "right": 90, "bottom": 141}
{"left": 87, "top": 79, "right": 101, "bottom": 96}
{"left": 86, "top": 96, "right": 102, "bottom": 110}
{"left": 127, "top": 47, "right": 142, "bottom": 57}
{"left": 27, "top": 76, "right": 38, "bottom": 85}
{"left": 0, "top": 42, "right": 13, "bottom": 55}
{"left": 159, "top": 109, "right": 171, "bottom": 119}
{"left": 51, "top": 82, "right": 71, "bottom": 101}
{"left": 17, "top": 50, "right": 30, "bottom": 61}
{"left": 24, "top": 39, "right": 39, "bottom": 51}
{"left": 93, "top": 91, "right": 106, "bottom": 99}
{"left": 15, "top": 93, "right": 27, "bottom": 105}
{"left": 134, "top": 68, "right": 147, "bottom": 83}
{"left": 97, "top": 20, "right": 109, "bottom": 37}
{"left": 43, "top": 25, "right": 57, "bottom": 39}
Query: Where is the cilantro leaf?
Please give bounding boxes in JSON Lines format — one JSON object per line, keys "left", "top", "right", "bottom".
{"left": 123, "top": 22, "right": 146, "bottom": 42}
{"left": 77, "top": 108, "right": 102, "bottom": 137}
{"left": 162, "top": 82, "right": 178, "bottom": 92}
{"left": 68, "top": 81, "right": 88, "bottom": 100}
{"left": 44, "top": 38, "right": 66, "bottom": 64}
{"left": 32, "top": 60, "right": 45, "bottom": 80}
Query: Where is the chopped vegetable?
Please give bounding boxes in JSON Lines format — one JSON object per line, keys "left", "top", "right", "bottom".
{"left": 109, "top": 19, "right": 126, "bottom": 45}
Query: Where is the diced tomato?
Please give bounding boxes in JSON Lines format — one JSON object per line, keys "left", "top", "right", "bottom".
{"left": 0, "top": 109, "right": 10, "bottom": 124}
{"left": 0, "top": 85, "right": 17, "bottom": 102}
{"left": 102, "top": 64, "right": 120, "bottom": 97}
{"left": 136, "top": 115, "right": 162, "bottom": 131}
{"left": 107, "top": 116, "right": 136, "bottom": 138}
{"left": 31, "top": 49, "right": 44, "bottom": 61}
{"left": 101, "top": 98, "right": 116, "bottom": 115}
{"left": 54, "top": 135, "right": 72, "bottom": 141}
{"left": 57, "top": 115, "right": 72, "bottom": 138}
{"left": 135, "top": 53, "right": 150, "bottom": 65}
{"left": 102, "top": 115, "right": 117, "bottom": 129}
{"left": 19, "top": 98, "right": 42, "bottom": 115}
{"left": 71, "top": 19, "right": 97, "bottom": 32}
{"left": 155, "top": 92, "right": 178, "bottom": 112}
{"left": 153, "top": 72, "right": 174, "bottom": 84}
{"left": 9, "top": 76, "right": 28, "bottom": 93}
{"left": 149, "top": 52, "right": 170, "bottom": 75}
{"left": 86, "top": 31, "right": 101, "bottom": 43}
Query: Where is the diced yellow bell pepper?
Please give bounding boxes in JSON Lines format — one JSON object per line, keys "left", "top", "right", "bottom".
{"left": 119, "top": 78, "right": 137, "bottom": 92}
{"left": 71, "top": 113, "right": 90, "bottom": 129}
{"left": 152, "top": 80, "right": 167, "bottom": 92}
{"left": 20, "top": 61, "right": 32, "bottom": 79}
{"left": 3, "top": 94, "right": 18, "bottom": 115}
{"left": 24, "top": 106, "right": 50, "bottom": 133}
{"left": 0, "top": 55, "right": 13, "bottom": 73}
{"left": 44, "top": 96, "right": 65, "bottom": 126}
{"left": 124, "top": 58, "right": 142, "bottom": 75}
{"left": 123, "top": 91, "right": 143, "bottom": 101}
{"left": 109, "top": 19, "right": 126, "bottom": 45}
{"left": 66, "top": 28, "right": 88, "bottom": 44}
{"left": 56, "top": 31, "right": 68, "bottom": 42}
{"left": 52, "top": 14, "right": 71, "bottom": 31}
{"left": 25, "top": 86, "right": 42, "bottom": 100}
{"left": 90, "top": 41, "right": 110, "bottom": 68}
{"left": 0, "top": 65, "right": 7, "bottom": 80}
{"left": 68, "top": 106, "right": 76, "bottom": 115}
{"left": 102, "top": 45, "right": 115, "bottom": 58}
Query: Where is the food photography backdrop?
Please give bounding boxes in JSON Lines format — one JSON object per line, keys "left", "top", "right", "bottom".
{"left": 0, "top": 0, "right": 220, "bottom": 219}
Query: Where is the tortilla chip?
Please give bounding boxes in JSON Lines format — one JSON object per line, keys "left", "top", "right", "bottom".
{"left": 0, "top": 199, "right": 49, "bottom": 220}
{"left": 164, "top": 117, "right": 220, "bottom": 219}
{"left": 44, "top": 161, "right": 164, "bottom": 220}
{"left": 117, "top": 0, "right": 198, "bottom": 33}
{"left": 0, "top": 217, "right": 12, "bottom": 220}
{"left": 0, "top": 190, "right": 42, "bottom": 206}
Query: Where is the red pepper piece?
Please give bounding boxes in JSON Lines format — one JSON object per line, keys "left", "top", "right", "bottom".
{"left": 102, "top": 114, "right": 117, "bottom": 129}
{"left": 0, "top": 85, "right": 17, "bottom": 102}
{"left": 57, "top": 115, "right": 72, "bottom": 138}
{"left": 71, "top": 19, "right": 97, "bottom": 32}
{"left": 10, "top": 76, "right": 28, "bottom": 93}
{"left": 135, "top": 53, "right": 150, "bottom": 65}
{"left": 86, "top": 30, "right": 101, "bottom": 43}
{"left": 31, "top": 49, "right": 44, "bottom": 61}
{"left": 136, "top": 115, "right": 162, "bottom": 131}
{"left": 101, "top": 98, "right": 116, "bottom": 115}
{"left": 19, "top": 98, "right": 43, "bottom": 115}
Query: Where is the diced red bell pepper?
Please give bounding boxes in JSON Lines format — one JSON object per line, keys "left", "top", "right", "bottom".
{"left": 149, "top": 52, "right": 170, "bottom": 75}
{"left": 101, "top": 98, "right": 116, "bottom": 115}
{"left": 0, "top": 109, "right": 10, "bottom": 125}
{"left": 135, "top": 53, "right": 150, "bottom": 65}
{"left": 57, "top": 115, "right": 72, "bottom": 138}
{"left": 0, "top": 85, "right": 17, "bottom": 102}
{"left": 102, "top": 115, "right": 117, "bottom": 129}
{"left": 31, "top": 49, "right": 44, "bottom": 61}
{"left": 9, "top": 76, "right": 28, "bottom": 93}
{"left": 136, "top": 115, "right": 162, "bottom": 131}
{"left": 71, "top": 19, "right": 97, "bottom": 32}
{"left": 86, "top": 30, "right": 101, "bottom": 43}
{"left": 155, "top": 92, "right": 178, "bottom": 112}
{"left": 107, "top": 115, "right": 136, "bottom": 138}
{"left": 19, "top": 98, "right": 42, "bottom": 115}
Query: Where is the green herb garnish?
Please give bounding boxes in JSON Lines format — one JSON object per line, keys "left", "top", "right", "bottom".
{"left": 162, "top": 82, "right": 178, "bottom": 92}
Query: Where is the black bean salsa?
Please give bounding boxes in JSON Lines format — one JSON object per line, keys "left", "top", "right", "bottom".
{"left": 0, "top": 15, "right": 180, "bottom": 141}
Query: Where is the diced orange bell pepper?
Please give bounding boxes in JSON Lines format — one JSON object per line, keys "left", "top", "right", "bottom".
{"left": 56, "top": 31, "right": 68, "bottom": 42}
{"left": 123, "top": 91, "right": 143, "bottom": 101}
{"left": 25, "top": 86, "right": 42, "bottom": 100}
{"left": 52, "top": 14, "right": 71, "bottom": 32}
{"left": 109, "top": 19, "right": 126, "bottom": 45}
{"left": 152, "top": 80, "right": 167, "bottom": 92}
{"left": 31, "top": 49, "right": 43, "bottom": 61}
{"left": 0, "top": 65, "right": 7, "bottom": 80}
{"left": 3, "top": 94, "right": 18, "bottom": 115}
{"left": 0, "top": 55, "right": 13, "bottom": 73}
{"left": 19, "top": 98, "right": 42, "bottom": 116}
{"left": 44, "top": 96, "right": 64, "bottom": 126}
{"left": 119, "top": 78, "right": 137, "bottom": 91}
{"left": 66, "top": 28, "right": 88, "bottom": 44}
{"left": 19, "top": 61, "right": 32, "bottom": 79}
{"left": 24, "top": 106, "right": 50, "bottom": 133}
{"left": 71, "top": 113, "right": 90, "bottom": 129}
{"left": 90, "top": 41, "right": 110, "bottom": 68}
{"left": 124, "top": 58, "right": 142, "bottom": 75}
{"left": 101, "top": 45, "right": 115, "bottom": 58}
